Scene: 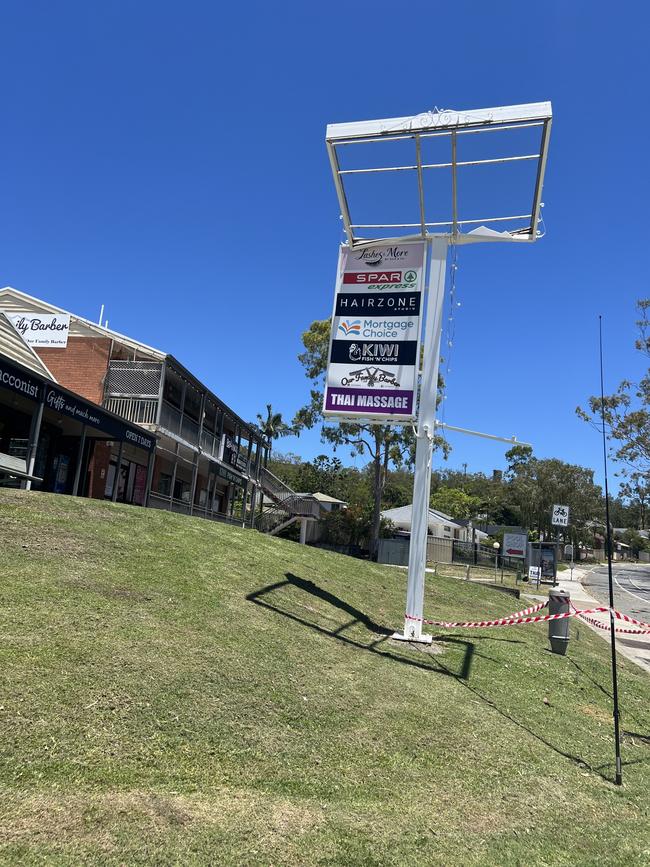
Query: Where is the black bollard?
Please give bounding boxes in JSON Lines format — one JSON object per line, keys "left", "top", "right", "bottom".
{"left": 548, "top": 588, "right": 570, "bottom": 655}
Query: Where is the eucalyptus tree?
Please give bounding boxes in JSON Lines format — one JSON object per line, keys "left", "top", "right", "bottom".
{"left": 293, "top": 319, "right": 447, "bottom": 560}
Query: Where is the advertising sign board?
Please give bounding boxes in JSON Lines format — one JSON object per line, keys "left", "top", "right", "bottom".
{"left": 503, "top": 531, "right": 527, "bottom": 558}
{"left": 9, "top": 312, "right": 70, "bottom": 348}
{"left": 323, "top": 242, "right": 425, "bottom": 422}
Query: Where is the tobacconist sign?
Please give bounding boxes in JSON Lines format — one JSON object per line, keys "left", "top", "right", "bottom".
{"left": 323, "top": 241, "right": 425, "bottom": 422}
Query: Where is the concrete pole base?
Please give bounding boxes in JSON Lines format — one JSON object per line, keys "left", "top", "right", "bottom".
{"left": 391, "top": 630, "right": 433, "bottom": 645}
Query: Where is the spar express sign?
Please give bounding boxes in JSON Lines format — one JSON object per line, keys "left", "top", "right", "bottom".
{"left": 323, "top": 242, "right": 425, "bottom": 421}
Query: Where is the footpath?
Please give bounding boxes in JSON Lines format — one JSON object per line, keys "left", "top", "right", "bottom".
{"left": 543, "top": 566, "right": 650, "bottom": 674}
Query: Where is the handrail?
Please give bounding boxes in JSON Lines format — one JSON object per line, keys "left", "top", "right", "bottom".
{"left": 258, "top": 466, "right": 322, "bottom": 530}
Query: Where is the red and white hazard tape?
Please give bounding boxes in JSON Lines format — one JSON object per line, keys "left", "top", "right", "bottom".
{"left": 613, "top": 609, "right": 650, "bottom": 630}
{"left": 569, "top": 600, "right": 650, "bottom": 635}
{"left": 404, "top": 601, "right": 612, "bottom": 630}
{"left": 577, "top": 611, "right": 650, "bottom": 635}
{"left": 405, "top": 599, "right": 650, "bottom": 633}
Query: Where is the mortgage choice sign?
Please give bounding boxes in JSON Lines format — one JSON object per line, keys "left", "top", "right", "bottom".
{"left": 323, "top": 241, "right": 425, "bottom": 422}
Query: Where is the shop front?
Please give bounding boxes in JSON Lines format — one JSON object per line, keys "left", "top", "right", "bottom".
{"left": 0, "top": 352, "right": 156, "bottom": 503}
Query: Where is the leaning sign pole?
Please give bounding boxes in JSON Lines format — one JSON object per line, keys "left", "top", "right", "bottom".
{"left": 325, "top": 102, "right": 552, "bottom": 642}
{"left": 401, "top": 239, "right": 448, "bottom": 641}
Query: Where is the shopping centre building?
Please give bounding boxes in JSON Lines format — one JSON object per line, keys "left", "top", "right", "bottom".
{"left": 0, "top": 287, "right": 295, "bottom": 528}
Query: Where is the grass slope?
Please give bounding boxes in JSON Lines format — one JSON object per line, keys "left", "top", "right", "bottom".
{"left": 1, "top": 491, "right": 649, "bottom": 866}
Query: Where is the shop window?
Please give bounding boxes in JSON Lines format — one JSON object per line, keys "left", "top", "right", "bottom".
{"left": 157, "top": 473, "right": 172, "bottom": 497}
{"left": 173, "top": 477, "right": 191, "bottom": 503}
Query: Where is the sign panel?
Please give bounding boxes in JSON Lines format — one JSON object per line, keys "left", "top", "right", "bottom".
{"left": 528, "top": 566, "right": 541, "bottom": 581}
{"left": 45, "top": 385, "right": 156, "bottom": 452}
{"left": 503, "top": 531, "right": 527, "bottom": 558}
{"left": 551, "top": 504, "right": 569, "bottom": 526}
{"left": 0, "top": 356, "right": 42, "bottom": 401}
{"left": 323, "top": 242, "right": 426, "bottom": 422}
{"left": 9, "top": 312, "right": 70, "bottom": 348}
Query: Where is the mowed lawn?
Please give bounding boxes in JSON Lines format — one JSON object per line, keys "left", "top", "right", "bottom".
{"left": 1, "top": 491, "right": 649, "bottom": 866}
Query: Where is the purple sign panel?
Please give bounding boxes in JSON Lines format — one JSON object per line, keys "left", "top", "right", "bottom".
{"left": 325, "top": 388, "right": 414, "bottom": 415}
{"left": 323, "top": 242, "right": 425, "bottom": 422}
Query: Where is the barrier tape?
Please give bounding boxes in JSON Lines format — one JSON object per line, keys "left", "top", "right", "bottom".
{"left": 613, "top": 609, "right": 650, "bottom": 630}
{"left": 405, "top": 599, "right": 650, "bottom": 634}
{"left": 404, "top": 602, "right": 612, "bottom": 630}
{"left": 577, "top": 612, "right": 650, "bottom": 635}
{"left": 569, "top": 599, "right": 650, "bottom": 635}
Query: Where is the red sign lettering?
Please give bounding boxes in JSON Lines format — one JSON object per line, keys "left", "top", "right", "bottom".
{"left": 343, "top": 271, "right": 402, "bottom": 284}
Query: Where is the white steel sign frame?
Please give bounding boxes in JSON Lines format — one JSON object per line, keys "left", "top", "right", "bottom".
{"left": 324, "top": 101, "right": 552, "bottom": 643}
{"left": 326, "top": 101, "right": 552, "bottom": 250}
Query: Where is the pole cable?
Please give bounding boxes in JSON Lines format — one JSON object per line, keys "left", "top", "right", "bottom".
{"left": 599, "top": 314, "right": 623, "bottom": 786}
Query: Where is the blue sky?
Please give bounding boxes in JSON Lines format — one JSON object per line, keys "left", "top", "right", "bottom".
{"left": 1, "top": 1, "right": 648, "bottom": 487}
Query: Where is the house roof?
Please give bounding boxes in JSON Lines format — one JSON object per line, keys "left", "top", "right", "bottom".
{"left": 311, "top": 491, "right": 347, "bottom": 504}
{"left": 0, "top": 311, "right": 57, "bottom": 380}
{"left": 381, "top": 504, "right": 464, "bottom": 532}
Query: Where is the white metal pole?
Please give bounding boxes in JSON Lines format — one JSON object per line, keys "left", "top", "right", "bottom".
{"left": 394, "top": 237, "right": 448, "bottom": 642}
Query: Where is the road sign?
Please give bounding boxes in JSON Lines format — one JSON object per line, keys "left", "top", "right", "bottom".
{"left": 552, "top": 504, "right": 569, "bottom": 526}
{"left": 503, "top": 531, "right": 527, "bottom": 558}
{"left": 528, "top": 566, "right": 541, "bottom": 581}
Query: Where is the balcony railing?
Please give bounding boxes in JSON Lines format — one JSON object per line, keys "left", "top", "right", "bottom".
{"left": 201, "top": 428, "right": 220, "bottom": 458}
{"left": 104, "top": 394, "right": 258, "bottom": 480}
{"left": 103, "top": 397, "right": 158, "bottom": 426}
{"left": 148, "top": 492, "right": 247, "bottom": 526}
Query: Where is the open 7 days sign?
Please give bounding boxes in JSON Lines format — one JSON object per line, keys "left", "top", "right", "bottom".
{"left": 323, "top": 241, "right": 425, "bottom": 422}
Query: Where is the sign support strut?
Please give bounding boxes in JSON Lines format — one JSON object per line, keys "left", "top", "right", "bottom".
{"left": 393, "top": 237, "right": 448, "bottom": 643}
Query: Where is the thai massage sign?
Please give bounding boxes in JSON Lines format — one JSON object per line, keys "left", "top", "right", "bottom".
{"left": 323, "top": 241, "right": 425, "bottom": 422}
{"left": 9, "top": 312, "right": 70, "bottom": 348}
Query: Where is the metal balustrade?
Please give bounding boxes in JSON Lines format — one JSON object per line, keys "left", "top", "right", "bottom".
{"left": 258, "top": 466, "right": 322, "bottom": 533}
{"left": 103, "top": 397, "right": 158, "bottom": 425}
{"left": 148, "top": 492, "right": 246, "bottom": 526}
{"left": 158, "top": 400, "right": 182, "bottom": 437}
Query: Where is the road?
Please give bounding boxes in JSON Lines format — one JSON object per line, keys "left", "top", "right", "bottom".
{"left": 583, "top": 563, "right": 650, "bottom": 625}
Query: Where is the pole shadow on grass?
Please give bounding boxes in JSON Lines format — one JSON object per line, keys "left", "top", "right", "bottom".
{"left": 246, "top": 572, "right": 477, "bottom": 681}
{"left": 246, "top": 574, "right": 641, "bottom": 784}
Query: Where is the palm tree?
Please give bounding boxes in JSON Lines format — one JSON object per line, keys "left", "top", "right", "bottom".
{"left": 256, "top": 404, "right": 294, "bottom": 451}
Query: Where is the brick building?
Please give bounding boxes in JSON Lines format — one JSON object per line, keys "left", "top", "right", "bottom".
{"left": 0, "top": 309, "right": 156, "bottom": 500}
{"left": 0, "top": 287, "right": 275, "bottom": 526}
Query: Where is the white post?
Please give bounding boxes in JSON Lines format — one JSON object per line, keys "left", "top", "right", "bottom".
{"left": 299, "top": 517, "right": 308, "bottom": 545}
{"left": 393, "top": 238, "right": 448, "bottom": 643}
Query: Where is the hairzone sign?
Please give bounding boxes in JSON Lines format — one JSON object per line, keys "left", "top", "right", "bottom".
{"left": 323, "top": 242, "right": 425, "bottom": 422}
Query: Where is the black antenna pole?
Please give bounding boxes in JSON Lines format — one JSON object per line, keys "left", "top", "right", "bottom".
{"left": 599, "top": 315, "right": 623, "bottom": 786}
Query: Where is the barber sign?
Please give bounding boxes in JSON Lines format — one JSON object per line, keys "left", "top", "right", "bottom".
{"left": 9, "top": 312, "right": 70, "bottom": 348}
